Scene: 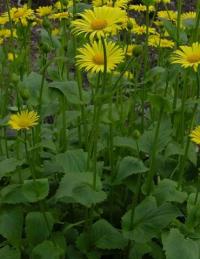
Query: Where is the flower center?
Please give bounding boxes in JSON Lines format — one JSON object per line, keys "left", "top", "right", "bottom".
{"left": 91, "top": 19, "right": 108, "bottom": 30}
{"left": 93, "top": 53, "right": 104, "bottom": 65}
{"left": 187, "top": 53, "right": 200, "bottom": 63}
{"left": 14, "top": 10, "right": 25, "bottom": 19}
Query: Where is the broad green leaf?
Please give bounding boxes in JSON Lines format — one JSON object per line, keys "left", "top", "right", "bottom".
{"left": 22, "top": 178, "right": 49, "bottom": 202}
{"left": 0, "top": 246, "right": 20, "bottom": 259}
{"left": 139, "top": 119, "right": 172, "bottom": 154}
{"left": 113, "top": 136, "right": 138, "bottom": 150}
{"left": 148, "top": 94, "right": 172, "bottom": 113}
{"left": 0, "top": 158, "right": 22, "bottom": 179}
{"left": 55, "top": 149, "right": 87, "bottom": 173}
{"left": 162, "top": 228, "right": 199, "bottom": 259}
{"left": 122, "top": 196, "right": 181, "bottom": 243}
{"left": 55, "top": 172, "right": 106, "bottom": 207}
{"left": 0, "top": 207, "right": 23, "bottom": 247}
{"left": 116, "top": 156, "right": 148, "bottom": 182}
{"left": 0, "top": 184, "right": 28, "bottom": 204}
{"left": 153, "top": 179, "right": 187, "bottom": 204}
{"left": 31, "top": 240, "right": 64, "bottom": 259}
{"left": 49, "top": 81, "right": 89, "bottom": 105}
{"left": 92, "top": 219, "right": 127, "bottom": 249}
{"left": 25, "top": 211, "right": 54, "bottom": 246}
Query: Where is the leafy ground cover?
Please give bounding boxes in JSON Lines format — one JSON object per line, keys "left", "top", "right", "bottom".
{"left": 0, "top": 0, "right": 200, "bottom": 258}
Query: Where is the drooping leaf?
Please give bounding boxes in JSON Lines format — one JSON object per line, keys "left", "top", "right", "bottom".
{"left": 0, "top": 158, "right": 22, "bottom": 179}
{"left": 25, "top": 211, "right": 54, "bottom": 246}
{"left": 153, "top": 179, "right": 187, "bottom": 204}
{"left": 55, "top": 172, "right": 106, "bottom": 207}
{"left": 122, "top": 196, "right": 181, "bottom": 243}
{"left": 0, "top": 246, "right": 20, "bottom": 259}
{"left": 0, "top": 207, "right": 23, "bottom": 247}
{"left": 116, "top": 156, "right": 148, "bottom": 182}
{"left": 55, "top": 149, "right": 87, "bottom": 174}
{"left": 31, "top": 240, "right": 64, "bottom": 259}
{"left": 162, "top": 228, "right": 199, "bottom": 259}
{"left": 22, "top": 178, "right": 49, "bottom": 202}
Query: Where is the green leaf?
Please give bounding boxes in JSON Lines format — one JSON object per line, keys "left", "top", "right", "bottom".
{"left": 162, "top": 228, "right": 199, "bottom": 259}
{"left": 0, "top": 207, "right": 23, "bottom": 247}
{"left": 55, "top": 172, "right": 106, "bottom": 207}
{"left": 22, "top": 178, "right": 49, "bottom": 202}
{"left": 153, "top": 179, "right": 187, "bottom": 204}
{"left": 49, "top": 81, "right": 89, "bottom": 105}
{"left": 0, "top": 158, "right": 22, "bottom": 179}
{"left": 25, "top": 211, "right": 54, "bottom": 246}
{"left": 113, "top": 136, "right": 138, "bottom": 150}
{"left": 139, "top": 119, "right": 172, "bottom": 154}
{"left": 92, "top": 219, "right": 127, "bottom": 249}
{"left": 31, "top": 240, "right": 64, "bottom": 259}
{"left": 55, "top": 149, "right": 87, "bottom": 174}
{"left": 0, "top": 246, "right": 20, "bottom": 259}
{"left": 0, "top": 184, "right": 28, "bottom": 204}
{"left": 116, "top": 156, "right": 148, "bottom": 182}
{"left": 122, "top": 196, "right": 181, "bottom": 243}
{"left": 148, "top": 94, "right": 172, "bottom": 113}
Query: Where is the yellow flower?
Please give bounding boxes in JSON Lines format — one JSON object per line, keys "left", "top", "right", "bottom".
{"left": 52, "top": 28, "right": 60, "bottom": 36}
{"left": 8, "top": 110, "right": 39, "bottom": 131}
{"left": 4, "top": 4, "right": 35, "bottom": 26}
{"left": 72, "top": 6, "right": 126, "bottom": 40}
{"left": 8, "top": 52, "right": 17, "bottom": 61}
{"left": 0, "top": 29, "right": 17, "bottom": 39}
{"left": 171, "top": 42, "right": 200, "bottom": 72}
{"left": 54, "top": 1, "right": 68, "bottom": 10}
{"left": 36, "top": 6, "right": 53, "bottom": 17}
{"left": 0, "top": 16, "right": 9, "bottom": 25}
{"left": 49, "top": 12, "right": 69, "bottom": 20}
{"left": 155, "top": 0, "right": 171, "bottom": 3}
{"left": 148, "top": 35, "right": 174, "bottom": 48}
{"left": 157, "top": 10, "right": 177, "bottom": 22}
{"left": 190, "top": 126, "right": 200, "bottom": 145}
{"left": 129, "top": 4, "right": 155, "bottom": 12}
{"left": 76, "top": 40, "right": 124, "bottom": 73}
{"left": 92, "top": 0, "right": 129, "bottom": 9}
{"left": 132, "top": 25, "right": 156, "bottom": 35}
{"left": 181, "top": 12, "right": 196, "bottom": 21}
{"left": 124, "top": 44, "right": 138, "bottom": 56}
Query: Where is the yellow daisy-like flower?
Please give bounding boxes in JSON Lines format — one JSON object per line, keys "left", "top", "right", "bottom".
{"left": 72, "top": 6, "right": 127, "bottom": 40}
{"left": 171, "top": 42, "right": 200, "bottom": 72}
{"left": 132, "top": 25, "right": 156, "bottom": 35}
{"left": 92, "top": 0, "right": 129, "bottom": 9}
{"left": 0, "top": 29, "right": 17, "bottom": 39}
{"left": 54, "top": 1, "right": 68, "bottom": 10}
{"left": 190, "top": 126, "right": 200, "bottom": 145}
{"left": 8, "top": 110, "right": 39, "bottom": 131}
{"left": 36, "top": 6, "right": 53, "bottom": 17}
{"left": 155, "top": 0, "right": 171, "bottom": 3}
{"left": 4, "top": 5, "right": 35, "bottom": 26}
{"left": 0, "top": 16, "right": 9, "bottom": 25}
{"left": 124, "top": 44, "right": 138, "bottom": 56}
{"left": 181, "top": 12, "right": 196, "bottom": 21}
{"left": 129, "top": 4, "right": 155, "bottom": 12}
{"left": 76, "top": 40, "right": 124, "bottom": 73}
{"left": 49, "top": 12, "right": 69, "bottom": 20}
{"left": 148, "top": 35, "right": 174, "bottom": 48}
{"left": 8, "top": 52, "right": 17, "bottom": 61}
{"left": 157, "top": 10, "right": 177, "bottom": 22}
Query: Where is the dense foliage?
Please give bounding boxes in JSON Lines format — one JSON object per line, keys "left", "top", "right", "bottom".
{"left": 0, "top": 0, "right": 200, "bottom": 258}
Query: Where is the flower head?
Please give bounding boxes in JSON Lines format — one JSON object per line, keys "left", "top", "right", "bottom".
{"left": 130, "top": 4, "right": 155, "bottom": 12}
{"left": 49, "top": 12, "right": 69, "bottom": 20}
{"left": 76, "top": 40, "right": 124, "bottom": 73}
{"left": 8, "top": 110, "right": 39, "bottom": 131}
{"left": 148, "top": 35, "right": 174, "bottom": 48}
{"left": 92, "top": 0, "right": 129, "bottom": 9}
{"left": 190, "top": 126, "right": 200, "bottom": 145}
{"left": 36, "top": 6, "right": 53, "bottom": 17}
{"left": 171, "top": 42, "right": 200, "bottom": 72}
{"left": 72, "top": 6, "right": 126, "bottom": 40}
{"left": 4, "top": 5, "right": 35, "bottom": 26}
